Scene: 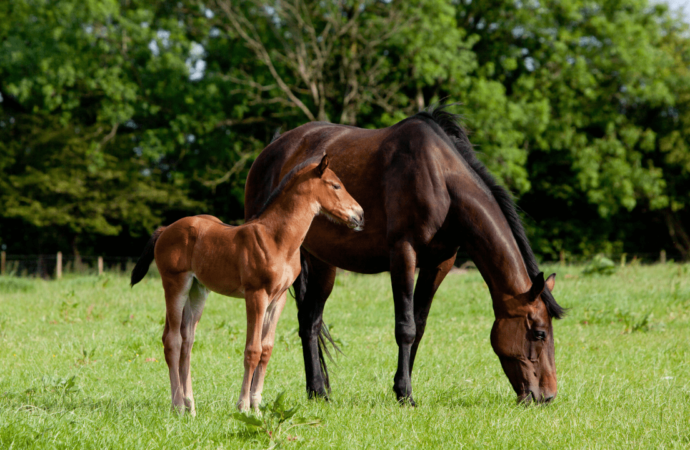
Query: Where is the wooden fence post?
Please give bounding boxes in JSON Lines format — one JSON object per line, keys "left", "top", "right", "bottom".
{"left": 620, "top": 253, "right": 626, "bottom": 268}
{"left": 98, "top": 256, "right": 104, "bottom": 276}
{"left": 1, "top": 251, "right": 5, "bottom": 275}
{"left": 559, "top": 250, "right": 565, "bottom": 267}
{"left": 56, "top": 252, "right": 62, "bottom": 279}
{"left": 660, "top": 249, "right": 666, "bottom": 264}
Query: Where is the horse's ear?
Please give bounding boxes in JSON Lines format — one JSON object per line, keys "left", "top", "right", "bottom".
{"left": 545, "top": 273, "right": 556, "bottom": 292}
{"left": 317, "top": 153, "right": 329, "bottom": 177}
{"left": 529, "top": 272, "right": 545, "bottom": 302}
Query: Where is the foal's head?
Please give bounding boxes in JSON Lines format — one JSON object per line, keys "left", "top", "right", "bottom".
{"left": 490, "top": 273, "right": 557, "bottom": 404}
{"left": 301, "top": 154, "right": 364, "bottom": 231}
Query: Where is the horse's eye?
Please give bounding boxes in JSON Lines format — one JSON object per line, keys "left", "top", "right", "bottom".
{"left": 333, "top": 184, "right": 341, "bottom": 190}
{"left": 534, "top": 330, "right": 546, "bottom": 341}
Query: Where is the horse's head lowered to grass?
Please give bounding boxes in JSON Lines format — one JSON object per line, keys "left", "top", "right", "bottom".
{"left": 490, "top": 272, "right": 557, "bottom": 404}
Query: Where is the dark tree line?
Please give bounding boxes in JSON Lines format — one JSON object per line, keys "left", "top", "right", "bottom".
{"left": 1, "top": 0, "right": 689, "bottom": 260}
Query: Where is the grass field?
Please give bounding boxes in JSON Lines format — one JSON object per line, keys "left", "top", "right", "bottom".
{"left": 0, "top": 264, "right": 689, "bottom": 449}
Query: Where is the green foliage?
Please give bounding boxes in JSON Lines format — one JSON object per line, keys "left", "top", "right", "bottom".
{"left": 0, "top": 276, "right": 36, "bottom": 293}
{"left": 0, "top": 268, "right": 689, "bottom": 448}
{"left": 582, "top": 254, "right": 617, "bottom": 276}
{"left": 25, "top": 375, "right": 81, "bottom": 397}
{"left": 1, "top": 0, "right": 690, "bottom": 259}
{"left": 232, "top": 392, "right": 322, "bottom": 445}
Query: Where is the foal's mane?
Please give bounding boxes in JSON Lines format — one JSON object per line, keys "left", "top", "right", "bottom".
{"left": 251, "top": 157, "right": 319, "bottom": 220}
{"left": 417, "top": 104, "right": 565, "bottom": 319}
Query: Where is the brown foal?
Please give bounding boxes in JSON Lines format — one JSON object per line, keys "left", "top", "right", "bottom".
{"left": 130, "top": 154, "right": 363, "bottom": 414}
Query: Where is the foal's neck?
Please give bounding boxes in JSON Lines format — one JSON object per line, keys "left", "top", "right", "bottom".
{"left": 448, "top": 177, "right": 532, "bottom": 315}
{"left": 255, "top": 189, "right": 319, "bottom": 257}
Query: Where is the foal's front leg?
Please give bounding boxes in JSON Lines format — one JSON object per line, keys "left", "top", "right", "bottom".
{"left": 250, "top": 291, "right": 288, "bottom": 408}
{"left": 237, "top": 289, "right": 268, "bottom": 411}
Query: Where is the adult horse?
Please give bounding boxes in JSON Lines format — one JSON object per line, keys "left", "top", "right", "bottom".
{"left": 244, "top": 106, "right": 565, "bottom": 405}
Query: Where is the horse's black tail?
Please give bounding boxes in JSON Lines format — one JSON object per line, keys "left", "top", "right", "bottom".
{"left": 292, "top": 250, "right": 341, "bottom": 393}
{"left": 130, "top": 227, "right": 166, "bottom": 287}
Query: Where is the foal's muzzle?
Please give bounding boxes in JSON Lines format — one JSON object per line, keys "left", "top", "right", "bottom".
{"left": 349, "top": 210, "right": 364, "bottom": 231}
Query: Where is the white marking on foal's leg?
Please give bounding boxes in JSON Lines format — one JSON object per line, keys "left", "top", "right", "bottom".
{"left": 162, "top": 273, "right": 194, "bottom": 414}
{"left": 179, "top": 278, "right": 207, "bottom": 416}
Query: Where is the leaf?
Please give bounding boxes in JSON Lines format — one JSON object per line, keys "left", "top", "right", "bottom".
{"left": 282, "top": 406, "right": 299, "bottom": 421}
{"left": 290, "top": 417, "right": 322, "bottom": 426}
{"left": 231, "top": 412, "right": 264, "bottom": 427}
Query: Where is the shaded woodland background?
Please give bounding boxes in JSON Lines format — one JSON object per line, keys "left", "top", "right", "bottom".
{"left": 2, "top": 0, "right": 690, "bottom": 261}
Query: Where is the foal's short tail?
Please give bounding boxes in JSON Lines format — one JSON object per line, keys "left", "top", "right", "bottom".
{"left": 130, "top": 227, "right": 166, "bottom": 287}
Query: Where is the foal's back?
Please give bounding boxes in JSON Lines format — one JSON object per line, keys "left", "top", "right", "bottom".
{"left": 154, "top": 215, "right": 248, "bottom": 297}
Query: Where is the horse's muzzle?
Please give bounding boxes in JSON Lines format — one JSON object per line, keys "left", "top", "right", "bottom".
{"left": 518, "top": 388, "right": 556, "bottom": 405}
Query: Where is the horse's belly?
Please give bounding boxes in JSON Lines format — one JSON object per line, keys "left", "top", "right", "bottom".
{"left": 303, "top": 228, "right": 390, "bottom": 273}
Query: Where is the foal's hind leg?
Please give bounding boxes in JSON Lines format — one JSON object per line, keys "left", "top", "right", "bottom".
{"left": 237, "top": 289, "right": 268, "bottom": 411}
{"left": 178, "top": 278, "right": 208, "bottom": 416}
{"left": 250, "top": 290, "right": 288, "bottom": 408}
{"left": 161, "top": 273, "right": 193, "bottom": 413}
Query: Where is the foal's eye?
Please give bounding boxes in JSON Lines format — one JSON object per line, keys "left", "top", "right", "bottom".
{"left": 533, "top": 330, "right": 547, "bottom": 341}
{"left": 332, "top": 184, "right": 341, "bottom": 190}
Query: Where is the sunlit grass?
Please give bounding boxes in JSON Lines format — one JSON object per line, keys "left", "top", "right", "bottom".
{"left": 0, "top": 264, "right": 689, "bottom": 448}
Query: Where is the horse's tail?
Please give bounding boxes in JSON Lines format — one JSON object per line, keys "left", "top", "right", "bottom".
{"left": 130, "top": 227, "right": 166, "bottom": 287}
{"left": 292, "top": 251, "right": 341, "bottom": 393}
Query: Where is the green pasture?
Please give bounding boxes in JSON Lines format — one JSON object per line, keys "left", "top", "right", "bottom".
{"left": 0, "top": 264, "right": 689, "bottom": 449}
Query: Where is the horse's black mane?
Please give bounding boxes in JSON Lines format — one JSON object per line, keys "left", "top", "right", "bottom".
{"left": 251, "top": 157, "right": 318, "bottom": 220}
{"left": 417, "top": 104, "right": 565, "bottom": 319}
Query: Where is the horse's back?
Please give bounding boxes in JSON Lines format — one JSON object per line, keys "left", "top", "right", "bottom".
{"left": 245, "top": 118, "right": 467, "bottom": 272}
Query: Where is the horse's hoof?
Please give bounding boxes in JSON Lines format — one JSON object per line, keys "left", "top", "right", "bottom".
{"left": 307, "top": 388, "right": 330, "bottom": 401}
{"left": 396, "top": 395, "right": 416, "bottom": 407}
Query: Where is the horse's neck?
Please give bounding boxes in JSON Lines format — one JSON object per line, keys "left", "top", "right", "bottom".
{"left": 255, "top": 192, "right": 318, "bottom": 257}
{"left": 448, "top": 176, "right": 532, "bottom": 312}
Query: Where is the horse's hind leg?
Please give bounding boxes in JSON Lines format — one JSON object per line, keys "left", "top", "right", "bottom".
{"left": 161, "top": 273, "right": 193, "bottom": 413}
{"left": 178, "top": 278, "right": 208, "bottom": 416}
{"left": 409, "top": 256, "right": 456, "bottom": 375}
{"left": 237, "top": 289, "right": 268, "bottom": 411}
{"left": 250, "top": 290, "right": 288, "bottom": 408}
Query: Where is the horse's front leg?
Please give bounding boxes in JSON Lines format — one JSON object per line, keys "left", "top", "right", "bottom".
{"left": 237, "top": 289, "right": 268, "bottom": 411}
{"left": 294, "top": 253, "right": 337, "bottom": 399}
{"left": 389, "top": 240, "right": 417, "bottom": 405}
{"left": 250, "top": 290, "right": 288, "bottom": 409}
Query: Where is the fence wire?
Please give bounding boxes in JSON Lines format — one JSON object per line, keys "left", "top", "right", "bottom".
{"left": 0, "top": 250, "right": 683, "bottom": 279}
{"left": 0, "top": 254, "right": 140, "bottom": 278}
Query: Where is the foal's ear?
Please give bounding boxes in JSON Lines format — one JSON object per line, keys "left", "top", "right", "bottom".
{"left": 529, "top": 272, "right": 546, "bottom": 301}
{"left": 545, "top": 273, "right": 556, "bottom": 292}
{"left": 317, "top": 153, "right": 330, "bottom": 177}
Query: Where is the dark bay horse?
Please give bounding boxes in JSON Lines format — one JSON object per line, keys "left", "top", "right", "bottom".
{"left": 244, "top": 106, "right": 565, "bottom": 405}
{"left": 131, "top": 155, "right": 364, "bottom": 414}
